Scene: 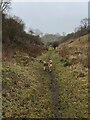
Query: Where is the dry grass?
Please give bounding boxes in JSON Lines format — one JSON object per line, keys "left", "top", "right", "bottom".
{"left": 58, "top": 35, "right": 88, "bottom": 68}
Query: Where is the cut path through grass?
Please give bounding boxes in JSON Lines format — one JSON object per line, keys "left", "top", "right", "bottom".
{"left": 3, "top": 52, "right": 54, "bottom": 118}
{"left": 2, "top": 49, "right": 88, "bottom": 118}
{"left": 49, "top": 50, "right": 88, "bottom": 118}
{"left": 38, "top": 50, "right": 61, "bottom": 118}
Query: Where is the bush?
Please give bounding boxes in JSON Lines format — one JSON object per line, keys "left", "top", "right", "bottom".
{"left": 2, "top": 13, "right": 44, "bottom": 58}
{"left": 51, "top": 41, "right": 59, "bottom": 49}
{"left": 60, "top": 58, "right": 72, "bottom": 67}
{"left": 63, "top": 60, "right": 72, "bottom": 67}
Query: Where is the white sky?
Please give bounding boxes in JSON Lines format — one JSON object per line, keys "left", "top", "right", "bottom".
{"left": 13, "top": 0, "right": 89, "bottom": 2}
{"left": 9, "top": 1, "right": 88, "bottom": 35}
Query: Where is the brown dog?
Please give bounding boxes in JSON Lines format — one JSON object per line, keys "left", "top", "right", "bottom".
{"left": 43, "top": 61, "right": 48, "bottom": 71}
{"left": 48, "top": 60, "right": 53, "bottom": 72}
{"left": 39, "top": 59, "right": 53, "bottom": 72}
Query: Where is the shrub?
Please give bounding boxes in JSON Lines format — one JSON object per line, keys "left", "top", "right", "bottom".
{"left": 60, "top": 58, "right": 72, "bottom": 67}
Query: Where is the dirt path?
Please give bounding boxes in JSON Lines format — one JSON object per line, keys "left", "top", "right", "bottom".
{"left": 47, "top": 51, "right": 61, "bottom": 118}
{"left": 49, "top": 71, "right": 61, "bottom": 118}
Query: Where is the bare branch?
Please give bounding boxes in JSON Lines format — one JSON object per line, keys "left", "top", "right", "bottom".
{"left": 0, "top": 0, "right": 11, "bottom": 13}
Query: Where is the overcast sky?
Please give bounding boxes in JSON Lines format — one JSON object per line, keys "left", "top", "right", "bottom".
{"left": 10, "top": 2, "right": 88, "bottom": 35}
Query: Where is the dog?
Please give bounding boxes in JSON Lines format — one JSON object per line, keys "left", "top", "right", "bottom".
{"left": 39, "top": 59, "right": 48, "bottom": 70}
{"left": 48, "top": 59, "right": 53, "bottom": 72}
{"left": 39, "top": 59, "right": 53, "bottom": 72}
{"left": 43, "top": 61, "right": 48, "bottom": 71}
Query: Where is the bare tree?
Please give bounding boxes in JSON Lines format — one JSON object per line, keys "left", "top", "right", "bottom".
{"left": 33, "top": 29, "right": 43, "bottom": 36}
{"left": 29, "top": 28, "right": 43, "bottom": 36}
{"left": 0, "top": 0, "right": 11, "bottom": 13}
{"left": 62, "top": 32, "right": 66, "bottom": 37}
{"left": 80, "top": 18, "right": 88, "bottom": 29}
{"left": 29, "top": 28, "right": 34, "bottom": 35}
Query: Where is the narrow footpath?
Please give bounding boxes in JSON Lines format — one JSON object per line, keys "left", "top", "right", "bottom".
{"left": 47, "top": 50, "right": 61, "bottom": 118}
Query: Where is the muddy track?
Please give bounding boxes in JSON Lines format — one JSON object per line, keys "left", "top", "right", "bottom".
{"left": 47, "top": 51, "right": 61, "bottom": 118}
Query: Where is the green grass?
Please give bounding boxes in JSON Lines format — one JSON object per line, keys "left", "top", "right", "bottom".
{"left": 49, "top": 50, "right": 88, "bottom": 118}
{"left": 2, "top": 52, "right": 54, "bottom": 118}
{"left": 2, "top": 49, "right": 88, "bottom": 118}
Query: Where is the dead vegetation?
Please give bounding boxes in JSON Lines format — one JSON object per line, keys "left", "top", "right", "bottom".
{"left": 58, "top": 34, "right": 88, "bottom": 68}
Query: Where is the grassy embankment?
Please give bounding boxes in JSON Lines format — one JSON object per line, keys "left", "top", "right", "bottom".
{"left": 3, "top": 51, "right": 54, "bottom": 118}
{"left": 49, "top": 35, "right": 88, "bottom": 118}
{"left": 2, "top": 35, "right": 88, "bottom": 118}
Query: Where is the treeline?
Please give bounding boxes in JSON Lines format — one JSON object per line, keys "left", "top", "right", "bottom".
{"left": 2, "top": 13, "right": 45, "bottom": 57}
{"left": 45, "top": 18, "right": 90, "bottom": 48}
{"left": 62, "top": 18, "right": 90, "bottom": 42}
